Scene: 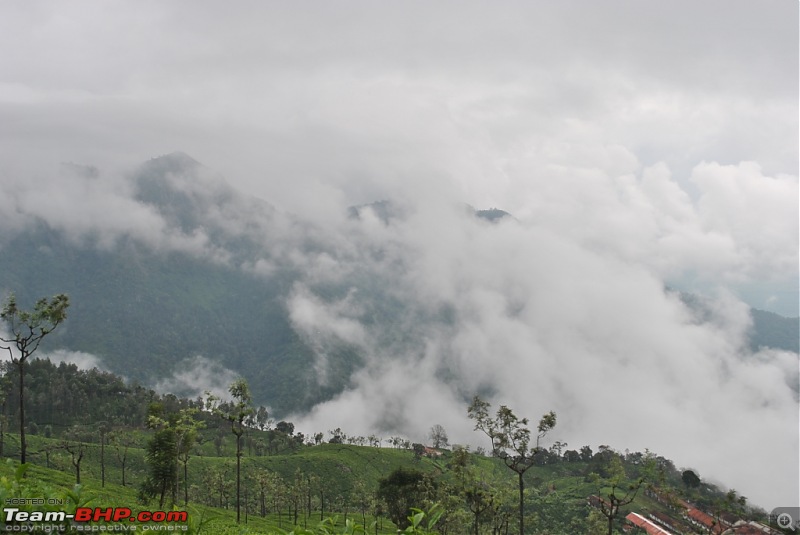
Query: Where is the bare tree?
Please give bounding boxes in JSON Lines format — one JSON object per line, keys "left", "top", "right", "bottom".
{"left": 62, "top": 425, "right": 88, "bottom": 485}
{"left": 429, "top": 424, "right": 449, "bottom": 449}
{"left": 110, "top": 431, "right": 136, "bottom": 486}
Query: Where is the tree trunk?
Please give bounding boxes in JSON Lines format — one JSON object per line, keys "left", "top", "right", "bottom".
{"left": 159, "top": 479, "right": 166, "bottom": 509}
{"left": 1, "top": 404, "right": 5, "bottom": 458}
{"left": 18, "top": 360, "right": 26, "bottom": 464}
{"left": 184, "top": 460, "right": 189, "bottom": 506}
{"left": 100, "top": 436, "right": 105, "bottom": 487}
{"left": 306, "top": 478, "right": 311, "bottom": 524}
{"left": 236, "top": 432, "right": 242, "bottom": 522}
{"left": 518, "top": 472, "right": 524, "bottom": 535}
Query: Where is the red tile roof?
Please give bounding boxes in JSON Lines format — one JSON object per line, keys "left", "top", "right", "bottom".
{"left": 685, "top": 508, "right": 726, "bottom": 534}
{"left": 626, "top": 513, "right": 676, "bottom": 535}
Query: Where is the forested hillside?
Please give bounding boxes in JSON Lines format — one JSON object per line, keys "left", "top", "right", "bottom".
{"left": 0, "top": 360, "right": 780, "bottom": 534}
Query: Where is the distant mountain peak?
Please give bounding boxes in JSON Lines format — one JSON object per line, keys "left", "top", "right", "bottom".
{"left": 463, "top": 204, "right": 514, "bottom": 223}
{"left": 140, "top": 151, "right": 202, "bottom": 175}
{"left": 132, "top": 152, "right": 231, "bottom": 234}
{"left": 155, "top": 151, "right": 200, "bottom": 165}
{"left": 475, "top": 207, "right": 512, "bottom": 223}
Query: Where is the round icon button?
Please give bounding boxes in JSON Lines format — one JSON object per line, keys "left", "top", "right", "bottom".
{"left": 777, "top": 512, "right": 794, "bottom": 529}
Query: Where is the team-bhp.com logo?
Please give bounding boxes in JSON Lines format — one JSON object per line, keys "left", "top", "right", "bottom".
{"left": 3, "top": 506, "right": 188, "bottom": 531}
{"left": 73, "top": 508, "right": 187, "bottom": 524}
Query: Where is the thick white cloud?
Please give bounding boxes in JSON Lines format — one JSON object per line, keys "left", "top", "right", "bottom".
{"left": 692, "top": 161, "right": 799, "bottom": 279}
{"left": 287, "top": 204, "right": 798, "bottom": 508}
{"left": 154, "top": 355, "right": 241, "bottom": 402}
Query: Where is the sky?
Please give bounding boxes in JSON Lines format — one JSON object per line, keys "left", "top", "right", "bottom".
{"left": 0, "top": 0, "right": 798, "bottom": 511}
{"left": 0, "top": 1, "right": 797, "bottom": 315}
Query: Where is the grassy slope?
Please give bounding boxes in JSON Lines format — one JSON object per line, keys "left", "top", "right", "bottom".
{"left": 1, "top": 436, "right": 449, "bottom": 534}
{"left": 3, "top": 432, "right": 751, "bottom": 534}
{"left": 0, "top": 458, "right": 409, "bottom": 535}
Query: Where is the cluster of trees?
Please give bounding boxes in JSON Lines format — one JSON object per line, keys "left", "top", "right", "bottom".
{"left": 0, "top": 359, "right": 158, "bottom": 433}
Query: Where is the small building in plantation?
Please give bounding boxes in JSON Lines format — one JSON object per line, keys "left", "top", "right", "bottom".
{"left": 422, "top": 447, "right": 442, "bottom": 458}
{"left": 685, "top": 507, "right": 727, "bottom": 534}
{"left": 648, "top": 511, "right": 688, "bottom": 534}
{"left": 625, "top": 512, "right": 676, "bottom": 535}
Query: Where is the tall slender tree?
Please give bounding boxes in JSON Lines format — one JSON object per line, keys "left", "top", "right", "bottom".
{"left": 0, "top": 293, "right": 69, "bottom": 464}
{"left": 209, "top": 379, "right": 254, "bottom": 523}
{"left": 468, "top": 395, "right": 556, "bottom": 535}
{"left": 110, "top": 431, "right": 135, "bottom": 486}
{"left": 175, "top": 408, "right": 203, "bottom": 506}
{"left": 62, "top": 425, "right": 89, "bottom": 485}
{"left": 97, "top": 421, "right": 110, "bottom": 488}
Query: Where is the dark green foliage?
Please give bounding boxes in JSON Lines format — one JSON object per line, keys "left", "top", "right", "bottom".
{"left": 682, "top": 469, "right": 701, "bottom": 489}
{"left": 377, "top": 467, "right": 428, "bottom": 529}
{"left": 0, "top": 358, "right": 196, "bottom": 433}
{"left": 328, "top": 428, "right": 346, "bottom": 444}
{"left": 587, "top": 452, "right": 652, "bottom": 535}
{"left": 140, "top": 403, "right": 178, "bottom": 508}
{"left": 276, "top": 421, "right": 295, "bottom": 435}
{"left": 0, "top": 225, "right": 320, "bottom": 414}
